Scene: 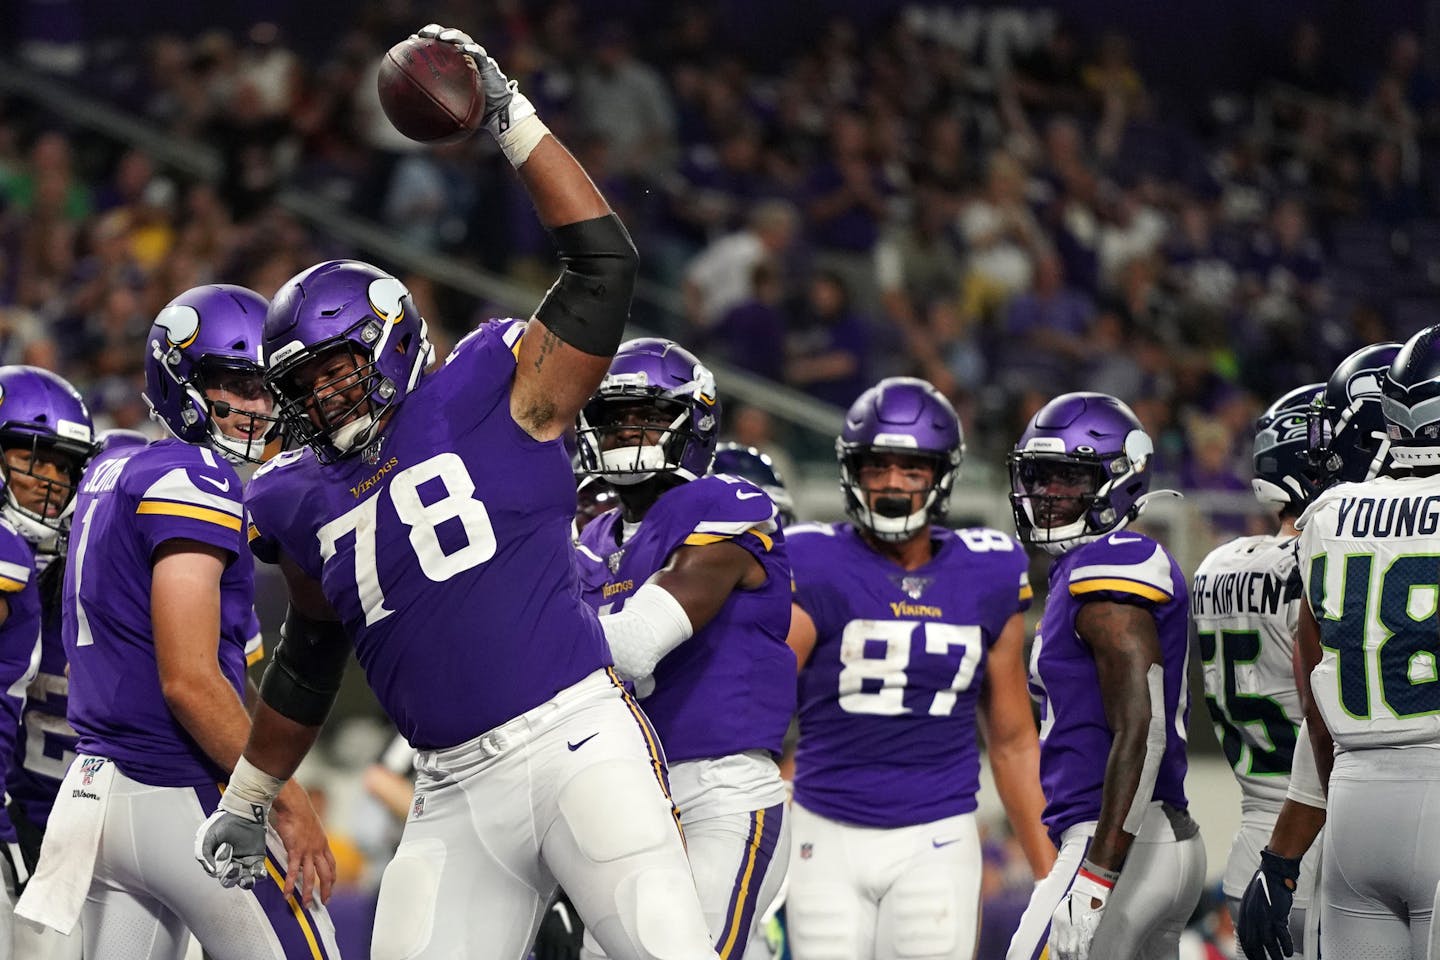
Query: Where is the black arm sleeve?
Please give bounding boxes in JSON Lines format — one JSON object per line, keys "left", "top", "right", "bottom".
{"left": 533, "top": 213, "right": 638, "bottom": 357}
{"left": 257, "top": 607, "right": 351, "bottom": 727}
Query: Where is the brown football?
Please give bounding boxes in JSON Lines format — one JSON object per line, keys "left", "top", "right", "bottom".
{"left": 376, "top": 36, "right": 485, "bottom": 144}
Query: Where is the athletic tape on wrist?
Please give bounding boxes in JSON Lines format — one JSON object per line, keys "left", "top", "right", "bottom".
{"left": 498, "top": 114, "right": 550, "bottom": 168}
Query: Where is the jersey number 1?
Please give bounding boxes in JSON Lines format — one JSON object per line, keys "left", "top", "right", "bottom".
{"left": 318, "top": 453, "right": 497, "bottom": 625}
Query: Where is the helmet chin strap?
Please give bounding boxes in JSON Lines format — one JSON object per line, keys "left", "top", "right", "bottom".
{"left": 329, "top": 412, "right": 381, "bottom": 454}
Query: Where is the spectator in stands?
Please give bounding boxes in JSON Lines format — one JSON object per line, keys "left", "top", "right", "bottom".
{"left": 683, "top": 198, "right": 799, "bottom": 329}
{"left": 708, "top": 261, "right": 789, "bottom": 383}
{"left": 874, "top": 178, "right": 964, "bottom": 389}
{"left": 574, "top": 23, "right": 677, "bottom": 178}
{"left": 786, "top": 269, "right": 871, "bottom": 408}
{"left": 959, "top": 150, "right": 1046, "bottom": 323}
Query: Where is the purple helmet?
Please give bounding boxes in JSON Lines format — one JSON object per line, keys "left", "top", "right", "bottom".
{"left": 264, "top": 261, "right": 434, "bottom": 463}
{"left": 144, "top": 284, "right": 280, "bottom": 463}
{"left": 95, "top": 428, "right": 152, "bottom": 455}
{"left": 1308, "top": 342, "right": 1401, "bottom": 485}
{"left": 575, "top": 338, "right": 720, "bottom": 485}
{"left": 1009, "top": 392, "right": 1156, "bottom": 555}
{"left": 0, "top": 366, "right": 96, "bottom": 552}
{"left": 837, "top": 377, "right": 963, "bottom": 542}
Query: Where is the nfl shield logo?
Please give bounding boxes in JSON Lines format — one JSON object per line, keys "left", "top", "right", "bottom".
{"left": 896, "top": 575, "right": 933, "bottom": 600}
{"left": 412, "top": 794, "right": 426, "bottom": 819}
{"left": 607, "top": 549, "right": 625, "bottom": 574}
{"left": 80, "top": 757, "right": 105, "bottom": 786}
{"left": 800, "top": 842, "right": 813, "bottom": 860}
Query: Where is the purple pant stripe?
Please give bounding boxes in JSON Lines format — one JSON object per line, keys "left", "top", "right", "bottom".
{"left": 717, "top": 801, "right": 784, "bottom": 959}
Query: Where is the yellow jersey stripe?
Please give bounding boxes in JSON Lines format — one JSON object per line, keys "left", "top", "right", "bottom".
{"left": 683, "top": 527, "right": 774, "bottom": 552}
{"left": 247, "top": 645, "right": 266, "bottom": 667}
{"left": 0, "top": 575, "right": 27, "bottom": 593}
{"left": 136, "top": 500, "right": 243, "bottom": 532}
{"left": 248, "top": 524, "right": 261, "bottom": 543}
{"left": 263, "top": 857, "right": 323, "bottom": 960}
{"left": 1069, "top": 577, "right": 1171, "bottom": 603}
{"left": 1019, "top": 584, "right": 1035, "bottom": 601}
{"left": 718, "top": 808, "right": 767, "bottom": 958}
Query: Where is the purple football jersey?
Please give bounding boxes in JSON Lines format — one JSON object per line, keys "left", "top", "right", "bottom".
{"left": 65, "top": 440, "right": 254, "bottom": 787}
{"left": 11, "top": 579, "right": 67, "bottom": 829}
{"left": 246, "top": 320, "right": 608, "bottom": 749}
{"left": 788, "top": 522, "right": 1032, "bottom": 828}
{"left": 574, "top": 474, "right": 794, "bottom": 761}
{"left": 0, "top": 520, "right": 40, "bottom": 842}
{"left": 1030, "top": 531, "right": 1191, "bottom": 843}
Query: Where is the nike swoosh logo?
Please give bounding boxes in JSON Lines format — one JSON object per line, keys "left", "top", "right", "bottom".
{"left": 567, "top": 733, "right": 599, "bottom": 751}
{"left": 199, "top": 475, "right": 231, "bottom": 492}
{"left": 1109, "top": 534, "right": 1141, "bottom": 544}
{"left": 736, "top": 491, "right": 764, "bottom": 500}
{"left": 932, "top": 837, "right": 963, "bottom": 849}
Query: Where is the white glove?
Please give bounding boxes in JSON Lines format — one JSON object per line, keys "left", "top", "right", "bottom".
{"left": 414, "top": 24, "right": 537, "bottom": 138}
{"left": 1049, "top": 862, "right": 1115, "bottom": 960}
{"left": 194, "top": 795, "right": 270, "bottom": 890}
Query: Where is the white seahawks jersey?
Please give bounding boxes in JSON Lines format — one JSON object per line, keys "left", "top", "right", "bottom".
{"left": 1298, "top": 475, "right": 1440, "bottom": 752}
{"left": 1192, "top": 534, "right": 1304, "bottom": 807}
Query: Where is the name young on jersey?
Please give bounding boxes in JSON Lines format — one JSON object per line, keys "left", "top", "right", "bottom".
{"left": 1329, "top": 493, "right": 1440, "bottom": 539}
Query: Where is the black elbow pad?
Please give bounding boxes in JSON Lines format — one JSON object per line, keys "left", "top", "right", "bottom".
{"left": 258, "top": 608, "right": 351, "bottom": 727}
{"left": 534, "top": 213, "right": 638, "bottom": 356}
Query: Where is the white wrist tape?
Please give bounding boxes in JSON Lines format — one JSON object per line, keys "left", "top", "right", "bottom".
{"left": 497, "top": 112, "right": 549, "bottom": 168}
{"left": 221, "top": 755, "right": 286, "bottom": 821}
{"left": 1286, "top": 717, "right": 1327, "bottom": 809}
{"left": 601, "top": 583, "right": 693, "bottom": 680}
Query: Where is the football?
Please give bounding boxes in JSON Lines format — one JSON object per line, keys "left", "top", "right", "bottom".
{"left": 377, "top": 36, "right": 485, "bottom": 144}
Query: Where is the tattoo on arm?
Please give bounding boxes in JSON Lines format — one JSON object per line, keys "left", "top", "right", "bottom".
{"left": 532, "top": 328, "right": 561, "bottom": 374}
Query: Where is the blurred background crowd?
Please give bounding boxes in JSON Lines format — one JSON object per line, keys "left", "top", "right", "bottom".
{"left": 1, "top": 0, "right": 1432, "bottom": 954}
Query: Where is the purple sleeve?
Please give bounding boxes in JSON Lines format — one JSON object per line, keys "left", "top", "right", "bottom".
{"left": 0, "top": 529, "right": 35, "bottom": 840}
{"left": 667, "top": 476, "right": 782, "bottom": 565}
{"left": 130, "top": 453, "right": 246, "bottom": 562}
{"left": 1065, "top": 535, "right": 1177, "bottom": 611}
{"left": 786, "top": 525, "right": 839, "bottom": 637}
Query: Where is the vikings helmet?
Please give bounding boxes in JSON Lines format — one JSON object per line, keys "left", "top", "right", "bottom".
{"left": 264, "top": 261, "right": 434, "bottom": 463}
{"left": 144, "top": 284, "right": 281, "bottom": 464}
{"left": 1308, "top": 342, "right": 1401, "bottom": 485}
{"left": 1252, "top": 383, "right": 1325, "bottom": 512}
{"left": 712, "top": 442, "right": 796, "bottom": 527}
{"left": 573, "top": 475, "right": 619, "bottom": 537}
{"left": 1009, "top": 392, "right": 1157, "bottom": 555}
{"left": 575, "top": 338, "right": 720, "bottom": 485}
{"left": 837, "top": 377, "right": 963, "bottom": 543}
{"left": 1381, "top": 325, "right": 1440, "bottom": 469}
{"left": 0, "top": 367, "right": 96, "bottom": 552}
{"left": 95, "top": 428, "right": 152, "bottom": 455}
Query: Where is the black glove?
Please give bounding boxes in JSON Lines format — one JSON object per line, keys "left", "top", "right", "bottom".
{"left": 532, "top": 889, "right": 584, "bottom": 960}
{"left": 1238, "top": 847, "right": 1300, "bottom": 960}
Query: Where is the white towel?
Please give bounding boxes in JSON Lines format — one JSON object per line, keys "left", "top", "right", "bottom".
{"left": 15, "top": 756, "right": 113, "bottom": 935}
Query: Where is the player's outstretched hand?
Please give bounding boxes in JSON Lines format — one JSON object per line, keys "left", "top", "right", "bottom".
{"left": 533, "top": 888, "right": 585, "bottom": 960}
{"left": 194, "top": 804, "right": 269, "bottom": 891}
{"left": 272, "top": 789, "right": 337, "bottom": 906}
{"left": 1238, "top": 848, "right": 1299, "bottom": 960}
{"left": 414, "top": 24, "right": 535, "bottom": 137}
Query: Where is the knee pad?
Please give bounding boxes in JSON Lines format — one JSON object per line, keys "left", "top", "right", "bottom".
{"left": 559, "top": 759, "right": 672, "bottom": 864}
{"left": 888, "top": 883, "right": 961, "bottom": 958}
{"left": 616, "top": 865, "right": 715, "bottom": 960}
{"left": 786, "top": 889, "right": 857, "bottom": 960}
{"left": 371, "top": 839, "right": 444, "bottom": 960}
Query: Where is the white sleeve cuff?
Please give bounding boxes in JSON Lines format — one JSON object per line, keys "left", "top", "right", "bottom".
{"left": 600, "top": 583, "right": 693, "bottom": 681}
{"left": 1286, "top": 717, "right": 1327, "bottom": 810}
